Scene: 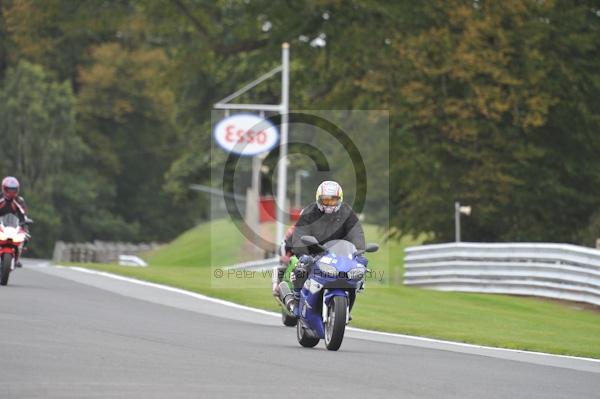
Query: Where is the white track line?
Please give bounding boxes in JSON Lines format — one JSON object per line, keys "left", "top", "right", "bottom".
{"left": 58, "top": 265, "right": 600, "bottom": 366}
{"left": 64, "top": 266, "right": 279, "bottom": 318}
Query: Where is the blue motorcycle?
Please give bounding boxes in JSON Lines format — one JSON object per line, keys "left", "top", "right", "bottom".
{"left": 295, "top": 236, "right": 378, "bottom": 351}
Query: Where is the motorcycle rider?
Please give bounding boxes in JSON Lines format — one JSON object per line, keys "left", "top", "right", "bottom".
{"left": 0, "top": 177, "right": 30, "bottom": 266}
{"left": 283, "top": 181, "right": 366, "bottom": 312}
{"left": 271, "top": 219, "right": 299, "bottom": 298}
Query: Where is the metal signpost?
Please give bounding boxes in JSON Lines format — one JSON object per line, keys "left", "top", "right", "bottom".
{"left": 295, "top": 170, "right": 309, "bottom": 208}
{"left": 214, "top": 43, "right": 290, "bottom": 248}
{"left": 454, "top": 202, "right": 472, "bottom": 242}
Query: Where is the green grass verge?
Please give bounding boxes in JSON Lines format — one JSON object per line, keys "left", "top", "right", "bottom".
{"left": 72, "top": 219, "right": 600, "bottom": 358}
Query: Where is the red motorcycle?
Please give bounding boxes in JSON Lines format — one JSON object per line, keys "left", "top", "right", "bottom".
{"left": 0, "top": 214, "right": 28, "bottom": 286}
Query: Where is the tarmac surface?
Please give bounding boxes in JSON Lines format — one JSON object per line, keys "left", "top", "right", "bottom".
{"left": 0, "top": 260, "right": 598, "bottom": 398}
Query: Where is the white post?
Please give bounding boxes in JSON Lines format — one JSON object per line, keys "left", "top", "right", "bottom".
{"left": 295, "top": 171, "right": 301, "bottom": 209}
{"left": 294, "top": 170, "right": 309, "bottom": 209}
{"left": 254, "top": 111, "right": 265, "bottom": 200}
{"left": 276, "top": 43, "right": 290, "bottom": 247}
{"left": 455, "top": 201, "right": 461, "bottom": 243}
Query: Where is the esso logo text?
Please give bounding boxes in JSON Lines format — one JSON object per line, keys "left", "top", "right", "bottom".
{"left": 214, "top": 114, "right": 279, "bottom": 156}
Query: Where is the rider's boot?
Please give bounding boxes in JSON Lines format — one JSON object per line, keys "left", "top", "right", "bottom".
{"left": 17, "top": 239, "right": 29, "bottom": 268}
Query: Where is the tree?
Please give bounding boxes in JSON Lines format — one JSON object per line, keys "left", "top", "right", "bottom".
{"left": 1, "top": 0, "right": 597, "bottom": 251}
{"left": 358, "top": 0, "right": 600, "bottom": 243}
{"left": 2, "top": 0, "right": 134, "bottom": 83}
{"left": 0, "top": 60, "right": 133, "bottom": 255}
{"left": 77, "top": 42, "right": 197, "bottom": 241}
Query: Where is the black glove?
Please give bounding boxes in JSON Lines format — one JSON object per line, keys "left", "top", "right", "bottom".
{"left": 291, "top": 255, "right": 312, "bottom": 283}
{"left": 298, "top": 254, "right": 313, "bottom": 266}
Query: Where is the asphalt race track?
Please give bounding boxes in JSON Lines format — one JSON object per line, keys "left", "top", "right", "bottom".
{"left": 0, "top": 260, "right": 599, "bottom": 399}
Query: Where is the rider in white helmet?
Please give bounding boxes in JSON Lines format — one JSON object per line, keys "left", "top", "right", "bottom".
{"left": 292, "top": 181, "right": 365, "bottom": 256}
{"left": 315, "top": 180, "right": 344, "bottom": 214}
{"left": 285, "top": 181, "right": 366, "bottom": 311}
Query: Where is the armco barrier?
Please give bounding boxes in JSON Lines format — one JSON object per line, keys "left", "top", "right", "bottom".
{"left": 404, "top": 242, "right": 600, "bottom": 306}
{"left": 53, "top": 241, "right": 160, "bottom": 264}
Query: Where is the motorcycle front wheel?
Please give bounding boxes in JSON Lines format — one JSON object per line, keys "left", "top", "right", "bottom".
{"left": 0, "top": 253, "right": 12, "bottom": 286}
{"left": 324, "top": 296, "right": 348, "bottom": 351}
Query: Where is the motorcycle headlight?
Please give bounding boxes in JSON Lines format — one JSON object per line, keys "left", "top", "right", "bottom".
{"left": 348, "top": 266, "right": 366, "bottom": 280}
{"left": 318, "top": 262, "right": 338, "bottom": 277}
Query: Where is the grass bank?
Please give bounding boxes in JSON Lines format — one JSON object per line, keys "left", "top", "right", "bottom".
{"left": 73, "top": 219, "right": 600, "bottom": 358}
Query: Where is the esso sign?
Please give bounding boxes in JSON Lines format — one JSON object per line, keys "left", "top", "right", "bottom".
{"left": 214, "top": 114, "right": 279, "bottom": 156}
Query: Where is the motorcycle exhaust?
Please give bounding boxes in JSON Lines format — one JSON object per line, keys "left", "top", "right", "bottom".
{"left": 277, "top": 282, "right": 296, "bottom": 316}
{"left": 279, "top": 281, "right": 293, "bottom": 300}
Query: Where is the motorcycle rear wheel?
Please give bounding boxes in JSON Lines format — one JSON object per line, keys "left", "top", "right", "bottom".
{"left": 0, "top": 253, "right": 12, "bottom": 286}
{"left": 282, "top": 310, "right": 298, "bottom": 327}
{"left": 324, "top": 296, "right": 348, "bottom": 351}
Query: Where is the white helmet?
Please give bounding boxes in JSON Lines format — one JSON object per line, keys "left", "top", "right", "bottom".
{"left": 316, "top": 181, "right": 343, "bottom": 214}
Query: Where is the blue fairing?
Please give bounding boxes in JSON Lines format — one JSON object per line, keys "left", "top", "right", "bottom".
{"left": 298, "top": 240, "right": 365, "bottom": 340}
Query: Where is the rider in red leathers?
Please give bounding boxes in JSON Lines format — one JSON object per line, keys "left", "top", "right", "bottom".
{"left": 0, "top": 177, "right": 27, "bottom": 222}
{"left": 0, "top": 177, "right": 30, "bottom": 266}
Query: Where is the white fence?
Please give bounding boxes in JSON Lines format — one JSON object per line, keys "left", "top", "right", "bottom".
{"left": 404, "top": 243, "right": 600, "bottom": 306}
{"left": 53, "top": 241, "right": 160, "bottom": 264}
{"left": 224, "top": 257, "right": 279, "bottom": 272}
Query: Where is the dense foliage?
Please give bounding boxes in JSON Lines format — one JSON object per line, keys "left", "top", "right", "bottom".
{"left": 0, "top": 0, "right": 598, "bottom": 255}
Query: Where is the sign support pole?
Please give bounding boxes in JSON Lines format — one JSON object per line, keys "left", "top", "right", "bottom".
{"left": 213, "top": 43, "right": 291, "bottom": 251}
{"left": 276, "top": 43, "right": 290, "bottom": 248}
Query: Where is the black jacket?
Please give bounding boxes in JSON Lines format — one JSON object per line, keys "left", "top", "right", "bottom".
{"left": 0, "top": 195, "right": 27, "bottom": 224}
{"left": 291, "top": 202, "right": 365, "bottom": 256}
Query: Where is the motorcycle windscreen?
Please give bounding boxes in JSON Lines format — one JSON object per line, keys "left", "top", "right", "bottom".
{"left": 0, "top": 214, "right": 19, "bottom": 228}
{"left": 322, "top": 240, "right": 357, "bottom": 259}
